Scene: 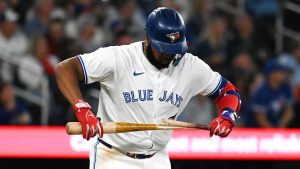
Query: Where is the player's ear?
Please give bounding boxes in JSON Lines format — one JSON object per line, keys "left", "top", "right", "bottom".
{"left": 145, "top": 33, "right": 150, "bottom": 44}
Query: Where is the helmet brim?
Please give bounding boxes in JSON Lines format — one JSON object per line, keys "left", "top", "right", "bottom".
{"left": 149, "top": 38, "right": 188, "bottom": 54}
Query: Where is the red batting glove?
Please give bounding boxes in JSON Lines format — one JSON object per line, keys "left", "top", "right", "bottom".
{"left": 73, "top": 99, "right": 103, "bottom": 140}
{"left": 209, "top": 116, "right": 234, "bottom": 138}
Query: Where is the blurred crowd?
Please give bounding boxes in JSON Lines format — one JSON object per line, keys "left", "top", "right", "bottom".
{"left": 0, "top": 0, "right": 299, "bottom": 128}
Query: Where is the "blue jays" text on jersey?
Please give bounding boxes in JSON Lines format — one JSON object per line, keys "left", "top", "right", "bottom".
{"left": 123, "top": 89, "right": 183, "bottom": 108}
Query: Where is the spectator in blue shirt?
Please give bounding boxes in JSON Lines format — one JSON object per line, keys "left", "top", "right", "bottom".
{"left": 0, "top": 82, "right": 31, "bottom": 125}
{"left": 245, "top": 59, "right": 294, "bottom": 128}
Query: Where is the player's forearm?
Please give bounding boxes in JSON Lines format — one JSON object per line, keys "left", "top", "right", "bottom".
{"left": 279, "top": 106, "right": 294, "bottom": 128}
{"left": 55, "top": 57, "right": 84, "bottom": 105}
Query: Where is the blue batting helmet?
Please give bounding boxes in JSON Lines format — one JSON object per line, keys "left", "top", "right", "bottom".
{"left": 145, "top": 7, "right": 188, "bottom": 54}
{"left": 264, "top": 58, "right": 292, "bottom": 76}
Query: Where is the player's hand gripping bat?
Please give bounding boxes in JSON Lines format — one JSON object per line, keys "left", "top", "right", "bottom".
{"left": 66, "top": 119, "right": 209, "bottom": 135}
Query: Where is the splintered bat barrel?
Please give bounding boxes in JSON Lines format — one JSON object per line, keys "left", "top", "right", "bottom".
{"left": 160, "top": 119, "right": 210, "bottom": 130}
{"left": 66, "top": 122, "right": 184, "bottom": 135}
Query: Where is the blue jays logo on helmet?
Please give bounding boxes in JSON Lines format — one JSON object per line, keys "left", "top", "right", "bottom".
{"left": 145, "top": 7, "right": 187, "bottom": 55}
{"left": 166, "top": 32, "right": 180, "bottom": 43}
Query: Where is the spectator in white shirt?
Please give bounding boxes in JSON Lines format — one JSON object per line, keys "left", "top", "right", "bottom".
{"left": 0, "top": 8, "right": 28, "bottom": 83}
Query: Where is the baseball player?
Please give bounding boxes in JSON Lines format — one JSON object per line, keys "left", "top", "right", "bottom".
{"left": 55, "top": 7, "right": 241, "bottom": 169}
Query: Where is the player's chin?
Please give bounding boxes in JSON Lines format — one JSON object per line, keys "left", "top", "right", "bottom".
{"left": 159, "top": 59, "right": 172, "bottom": 65}
{"left": 159, "top": 57, "right": 174, "bottom": 64}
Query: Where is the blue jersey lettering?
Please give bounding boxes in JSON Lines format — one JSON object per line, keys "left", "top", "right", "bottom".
{"left": 123, "top": 89, "right": 183, "bottom": 108}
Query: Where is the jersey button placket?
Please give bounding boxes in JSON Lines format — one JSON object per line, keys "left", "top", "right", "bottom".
{"left": 154, "top": 72, "right": 163, "bottom": 121}
{"left": 147, "top": 72, "right": 159, "bottom": 149}
{"left": 157, "top": 73, "right": 161, "bottom": 88}
{"left": 153, "top": 72, "right": 160, "bottom": 122}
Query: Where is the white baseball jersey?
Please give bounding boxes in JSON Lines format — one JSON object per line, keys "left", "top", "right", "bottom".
{"left": 78, "top": 41, "right": 221, "bottom": 154}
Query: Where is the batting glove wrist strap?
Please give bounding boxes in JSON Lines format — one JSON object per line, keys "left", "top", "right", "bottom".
{"left": 220, "top": 107, "right": 239, "bottom": 126}
{"left": 73, "top": 99, "right": 91, "bottom": 111}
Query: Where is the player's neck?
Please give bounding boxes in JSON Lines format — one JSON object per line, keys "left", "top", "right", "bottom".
{"left": 143, "top": 42, "right": 169, "bottom": 70}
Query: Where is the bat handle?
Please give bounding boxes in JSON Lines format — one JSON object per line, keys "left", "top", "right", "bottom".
{"left": 66, "top": 122, "right": 82, "bottom": 135}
